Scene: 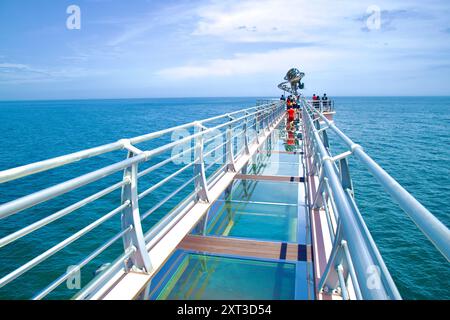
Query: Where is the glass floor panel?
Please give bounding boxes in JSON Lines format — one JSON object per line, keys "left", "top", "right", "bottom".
{"left": 205, "top": 201, "right": 298, "bottom": 242}
{"left": 248, "top": 153, "right": 273, "bottom": 167}
{"left": 272, "top": 153, "right": 301, "bottom": 163}
{"left": 154, "top": 253, "right": 296, "bottom": 300}
{"left": 262, "top": 152, "right": 301, "bottom": 163}
{"left": 272, "top": 138, "right": 302, "bottom": 152}
{"left": 248, "top": 162, "right": 301, "bottom": 176}
{"left": 223, "top": 179, "right": 299, "bottom": 205}
{"left": 270, "top": 122, "right": 303, "bottom": 153}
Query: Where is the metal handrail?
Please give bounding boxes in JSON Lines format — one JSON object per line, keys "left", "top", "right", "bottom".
{"left": 0, "top": 101, "right": 285, "bottom": 299}
{"left": 306, "top": 99, "right": 335, "bottom": 113}
{"left": 302, "top": 101, "right": 398, "bottom": 299}
{"left": 0, "top": 104, "right": 270, "bottom": 184}
{"left": 301, "top": 98, "right": 450, "bottom": 300}
{"left": 305, "top": 99, "right": 450, "bottom": 261}
{"left": 32, "top": 226, "right": 132, "bottom": 300}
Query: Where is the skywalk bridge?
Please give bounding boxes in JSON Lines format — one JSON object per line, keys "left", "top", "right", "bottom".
{"left": 0, "top": 93, "right": 449, "bottom": 300}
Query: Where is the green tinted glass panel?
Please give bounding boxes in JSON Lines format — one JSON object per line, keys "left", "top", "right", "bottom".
{"left": 157, "top": 254, "right": 296, "bottom": 300}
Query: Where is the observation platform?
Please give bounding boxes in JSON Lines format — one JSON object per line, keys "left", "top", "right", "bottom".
{"left": 0, "top": 94, "right": 448, "bottom": 301}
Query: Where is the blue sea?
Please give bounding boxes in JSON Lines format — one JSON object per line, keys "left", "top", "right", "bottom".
{"left": 0, "top": 97, "right": 449, "bottom": 299}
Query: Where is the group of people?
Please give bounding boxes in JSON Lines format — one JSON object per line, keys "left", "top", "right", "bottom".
{"left": 280, "top": 92, "right": 331, "bottom": 123}
{"left": 280, "top": 94, "right": 299, "bottom": 123}
{"left": 280, "top": 94, "right": 299, "bottom": 109}
{"left": 280, "top": 93, "right": 330, "bottom": 108}
{"left": 312, "top": 93, "right": 329, "bottom": 108}
{"left": 279, "top": 92, "right": 331, "bottom": 150}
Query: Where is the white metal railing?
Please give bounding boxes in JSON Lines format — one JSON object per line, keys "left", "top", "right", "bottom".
{"left": 0, "top": 101, "right": 285, "bottom": 299}
{"left": 306, "top": 99, "right": 335, "bottom": 113}
{"left": 301, "top": 98, "right": 450, "bottom": 300}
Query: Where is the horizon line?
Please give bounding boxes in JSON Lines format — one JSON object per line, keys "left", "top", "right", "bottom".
{"left": 1, "top": 94, "right": 450, "bottom": 103}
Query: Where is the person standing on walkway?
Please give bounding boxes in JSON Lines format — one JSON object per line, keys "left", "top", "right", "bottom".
{"left": 287, "top": 106, "right": 295, "bottom": 123}
{"left": 321, "top": 93, "right": 328, "bottom": 109}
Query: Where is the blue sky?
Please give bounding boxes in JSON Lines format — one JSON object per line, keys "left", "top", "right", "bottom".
{"left": 0, "top": 0, "right": 449, "bottom": 100}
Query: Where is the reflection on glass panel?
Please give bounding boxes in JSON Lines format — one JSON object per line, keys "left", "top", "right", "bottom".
{"left": 227, "top": 180, "right": 299, "bottom": 204}
{"left": 206, "top": 201, "right": 298, "bottom": 242}
{"left": 156, "top": 254, "right": 296, "bottom": 300}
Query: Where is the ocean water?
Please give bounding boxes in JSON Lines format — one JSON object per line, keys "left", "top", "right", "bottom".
{"left": 0, "top": 97, "right": 448, "bottom": 299}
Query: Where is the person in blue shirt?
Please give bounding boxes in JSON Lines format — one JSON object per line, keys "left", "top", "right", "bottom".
{"left": 322, "top": 93, "right": 329, "bottom": 109}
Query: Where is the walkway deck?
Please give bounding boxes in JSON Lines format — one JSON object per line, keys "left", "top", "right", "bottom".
{"left": 179, "top": 235, "right": 311, "bottom": 262}
{"left": 133, "top": 117, "right": 314, "bottom": 300}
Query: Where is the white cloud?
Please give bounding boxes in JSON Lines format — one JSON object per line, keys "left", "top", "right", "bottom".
{"left": 192, "top": 0, "right": 363, "bottom": 43}
{"left": 0, "top": 63, "right": 52, "bottom": 77}
{"left": 156, "top": 46, "right": 338, "bottom": 79}
{"left": 106, "top": 2, "right": 197, "bottom": 47}
{"left": 156, "top": 0, "right": 450, "bottom": 83}
{"left": 191, "top": 0, "right": 446, "bottom": 46}
{"left": 108, "top": 24, "right": 154, "bottom": 47}
{"left": 0, "top": 62, "right": 108, "bottom": 84}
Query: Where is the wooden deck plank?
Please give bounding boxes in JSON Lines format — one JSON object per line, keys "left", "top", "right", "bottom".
{"left": 179, "top": 235, "right": 311, "bottom": 262}
{"left": 235, "top": 173, "right": 304, "bottom": 182}
{"left": 258, "top": 150, "right": 304, "bottom": 155}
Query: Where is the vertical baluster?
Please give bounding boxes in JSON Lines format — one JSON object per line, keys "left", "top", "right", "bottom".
{"left": 194, "top": 125, "right": 210, "bottom": 202}
{"left": 226, "top": 119, "right": 236, "bottom": 172}
{"left": 336, "top": 264, "right": 349, "bottom": 300}
{"left": 243, "top": 112, "right": 250, "bottom": 155}
{"left": 120, "top": 151, "right": 152, "bottom": 273}
{"left": 255, "top": 107, "right": 260, "bottom": 144}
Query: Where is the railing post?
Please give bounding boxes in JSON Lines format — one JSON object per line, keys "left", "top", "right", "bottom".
{"left": 226, "top": 119, "right": 237, "bottom": 172}
{"left": 318, "top": 223, "right": 343, "bottom": 294}
{"left": 275, "top": 104, "right": 279, "bottom": 121}
{"left": 268, "top": 105, "right": 273, "bottom": 127}
{"left": 269, "top": 104, "right": 274, "bottom": 127}
{"left": 321, "top": 241, "right": 352, "bottom": 299}
{"left": 194, "top": 125, "right": 210, "bottom": 202}
{"left": 265, "top": 110, "right": 270, "bottom": 132}
{"left": 243, "top": 112, "right": 250, "bottom": 155}
{"left": 339, "top": 158, "right": 353, "bottom": 197}
{"left": 336, "top": 264, "right": 349, "bottom": 300}
{"left": 120, "top": 150, "right": 152, "bottom": 273}
{"left": 260, "top": 108, "right": 265, "bottom": 132}
{"left": 341, "top": 240, "right": 363, "bottom": 299}
{"left": 254, "top": 108, "right": 260, "bottom": 144}
{"left": 322, "top": 130, "right": 330, "bottom": 149}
